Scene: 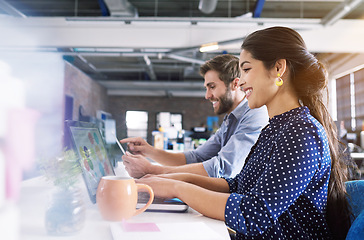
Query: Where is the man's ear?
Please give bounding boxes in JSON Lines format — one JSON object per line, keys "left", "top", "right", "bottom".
{"left": 231, "top": 77, "right": 241, "bottom": 90}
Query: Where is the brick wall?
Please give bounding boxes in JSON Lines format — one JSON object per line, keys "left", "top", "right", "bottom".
{"left": 63, "top": 62, "right": 108, "bottom": 120}
{"left": 63, "top": 62, "right": 223, "bottom": 144}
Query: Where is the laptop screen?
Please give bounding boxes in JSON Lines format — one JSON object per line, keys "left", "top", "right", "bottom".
{"left": 66, "top": 120, "right": 115, "bottom": 203}
{"left": 66, "top": 120, "right": 188, "bottom": 212}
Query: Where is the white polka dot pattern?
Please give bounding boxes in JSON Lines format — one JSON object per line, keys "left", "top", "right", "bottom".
{"left": 224, "top": 107, "right": 333, "bottom": 239}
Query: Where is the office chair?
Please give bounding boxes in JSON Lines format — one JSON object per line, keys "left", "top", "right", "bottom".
{"left": 345, "top": 180, "right": 364, "bottom": 240}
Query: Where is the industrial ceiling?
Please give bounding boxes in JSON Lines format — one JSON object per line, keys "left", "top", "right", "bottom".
{"left": 1, "top": 0, "right": 364, "bottom": 97}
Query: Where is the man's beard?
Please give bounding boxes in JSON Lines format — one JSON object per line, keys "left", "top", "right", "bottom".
{"left": 215, "top": 89, "right": 234, "bottom": 115}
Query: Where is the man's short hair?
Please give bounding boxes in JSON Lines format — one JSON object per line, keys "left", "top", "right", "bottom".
{"left": 200, "top": 54, "right": 240, "bottom": 87}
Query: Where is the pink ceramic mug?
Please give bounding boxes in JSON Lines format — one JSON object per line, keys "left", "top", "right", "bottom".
{"left": 96, "top": 176, "right": 154, "bottom": 221}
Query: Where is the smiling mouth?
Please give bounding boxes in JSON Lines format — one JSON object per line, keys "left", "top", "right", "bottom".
{"left": 244, "top": 88, "right": 252, "bottom": 98}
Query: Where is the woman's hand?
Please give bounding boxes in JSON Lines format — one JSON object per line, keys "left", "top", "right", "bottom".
{"left": 136, "top": 174, "right": 229, "bottom": 221}
{"left": 136, "top": 174, "right": 180, "bottom": 199}
{"left": 149, "top": 172, "right": 230, "bottom": 193}
{"left": 153, "top": 173, "right": 192, "bottom": 182}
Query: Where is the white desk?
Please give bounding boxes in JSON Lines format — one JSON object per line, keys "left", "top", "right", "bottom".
{"left": 17, "top": 176, "right": 230, "bottom": 240}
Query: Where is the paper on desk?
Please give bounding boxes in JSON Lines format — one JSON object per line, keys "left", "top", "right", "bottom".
{"left": 110, "top": 221, "right": 223, "bottom": 240}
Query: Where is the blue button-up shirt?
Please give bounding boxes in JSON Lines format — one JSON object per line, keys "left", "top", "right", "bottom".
{"left": 184, "top": 98, "right": 269, "bottom": 178}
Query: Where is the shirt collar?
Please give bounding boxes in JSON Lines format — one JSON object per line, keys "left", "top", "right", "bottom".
{"left": 223, "top": 98, "right": 248, "bottom": 122}
{"left": 269, "top": 106, "right": 310, "bottom": 126}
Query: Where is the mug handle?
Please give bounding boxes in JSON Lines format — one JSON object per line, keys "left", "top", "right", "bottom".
{"left": 134, "top": 184, "right": 154, "bottom": 216}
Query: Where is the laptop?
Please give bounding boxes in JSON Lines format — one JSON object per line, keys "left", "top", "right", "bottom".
{"left": 66, "top": 120, "right": 188, "bottom": 212}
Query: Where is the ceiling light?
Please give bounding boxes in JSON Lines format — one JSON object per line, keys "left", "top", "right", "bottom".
{"left": 199, "top": 42, "right": 219, "bottom": 52}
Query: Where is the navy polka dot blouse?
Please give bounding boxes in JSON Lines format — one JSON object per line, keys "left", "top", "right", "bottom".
{"left": 224, "top": 106, "right": 333, "bottom": 239}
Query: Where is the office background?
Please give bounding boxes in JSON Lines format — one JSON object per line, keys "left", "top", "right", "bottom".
{"left": 1, "top": 0, "right": 364, "bottom": 176}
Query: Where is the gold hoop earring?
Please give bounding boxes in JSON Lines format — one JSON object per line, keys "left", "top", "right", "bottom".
{"left": 275, "top": 73, "right": 283, "bottom": 87}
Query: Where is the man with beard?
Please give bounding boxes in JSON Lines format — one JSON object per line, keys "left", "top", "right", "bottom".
{"left": 120, "top": 54, "right": 268, "bottom": 178}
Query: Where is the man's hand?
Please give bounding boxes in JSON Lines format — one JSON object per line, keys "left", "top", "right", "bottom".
{"left": 119, "top": 137, "right": 154, "bottom": 157}
{"left": 120, "top": 137, "right": 187, "bottom": 167}
{"left": 122, "top": 152, "right": 158, "bottom": 178}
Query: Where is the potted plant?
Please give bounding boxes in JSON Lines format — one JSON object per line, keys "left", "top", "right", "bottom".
{"left": 39, "top": 149, "right": 86, "bottom": 236}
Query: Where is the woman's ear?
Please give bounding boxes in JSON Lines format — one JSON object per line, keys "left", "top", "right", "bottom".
{"left": 275, "top": 59, "right": 287, "bottom": 77}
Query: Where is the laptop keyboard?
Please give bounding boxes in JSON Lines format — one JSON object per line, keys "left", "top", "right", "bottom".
{"left": 137, "top": 192, "right": 185, "bottom": 205}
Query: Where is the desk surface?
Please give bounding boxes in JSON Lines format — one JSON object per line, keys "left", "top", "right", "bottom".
{"left": 18, "top": 175, "right": 230, "bottom": 240}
